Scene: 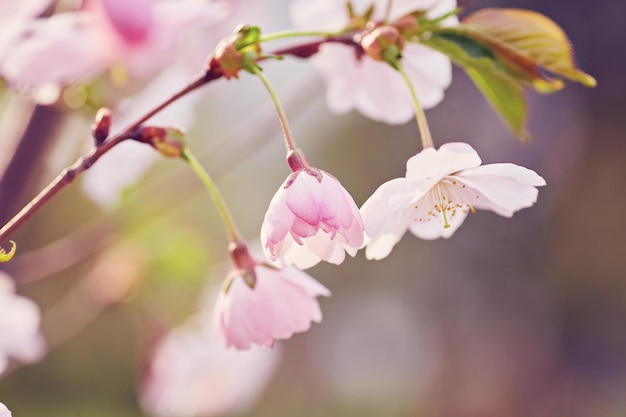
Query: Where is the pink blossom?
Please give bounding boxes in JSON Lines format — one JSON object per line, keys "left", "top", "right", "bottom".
{"left": 0, "top": 402, "right": 11, "bottom": 417}
{"left": 261, "top": 167, "right": 364, "bottom": 269}
{"left": 140, "top": 315, "right": 280, "bottom": 417}
{"left": 290, "top": 0, "right": 458, "bottom": 124}
{"left": 0, "top": 0, "right": 228, "bottom": 92}
{"left": 0, "top": 0, "right": 53, "bottom": 60}
{"left": 0, "top": 272, "right": 46, "bottom": 375}
{"left": 361, "top": 142, "right": 546, "bottom": 259}
{"left": 214, "top": 257, "right": 330, "bottom": 350}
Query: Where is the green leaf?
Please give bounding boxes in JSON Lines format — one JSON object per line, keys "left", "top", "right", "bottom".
{"left": 461, "top": 8, "right": 597, "bottom": 90}
{"left": 422, "top": 33, "right": 529, "bottom": 141}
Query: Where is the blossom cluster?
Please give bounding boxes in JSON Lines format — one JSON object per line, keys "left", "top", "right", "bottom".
{"left": 0, "top": 0, "right": 571, "bottom": 415}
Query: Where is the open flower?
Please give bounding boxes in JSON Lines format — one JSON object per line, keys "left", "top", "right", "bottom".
{"left": 0, "top": 402, "right": 11, "bottom": 417}
{"left": 290, "top": 0, "right": 457, "bottom": 124}
{"left": 361, "top": 142, "right": 546, "bottom": 259}
{"left": 261, "top": 166, "right": 364, "bottom": 269}
{"left": 214, "top": 244, "right": 330, "bottom": 350}
{"left": 0, "top": 272, "right": 46, "bottom": 375}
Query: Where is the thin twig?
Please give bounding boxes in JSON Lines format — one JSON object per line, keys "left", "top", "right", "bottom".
{"left": 0, "top": 71, "right": 219, "bottom": 243}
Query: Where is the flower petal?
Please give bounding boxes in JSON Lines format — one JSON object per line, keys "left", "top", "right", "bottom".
{"left": 406, "top": 142, "right": 482, "bottom": 181}
{"left": 456, "top": 163, "right": 546, "bottom": 217}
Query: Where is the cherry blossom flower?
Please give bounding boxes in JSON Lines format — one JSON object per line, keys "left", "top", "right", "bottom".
{"left": 361, "top": 142, "right": 546, "bottom": 259}
{"left": 0, "top": 0, "right": 53, "bottom": 61}
{"left": 0, "top": 272, "right": 46, "bottom": 375}
{"left": 0, "top": 402, "right": 11, "bottom": 417}
{"left": 0, "top": 0, "right": 228, "bottom": 93}
{"left": 140, "top": 315, "right": 280, "bottom": 417}
{"left": 290, "top": 0, "right": 458, "bottom": 124}
{"left": 214, "top": 243, "right": 330, "bottom": 350}
{"left": 261, "top": 165, "right": 364, "bottom": 269}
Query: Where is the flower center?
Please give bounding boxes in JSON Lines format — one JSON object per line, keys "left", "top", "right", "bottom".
{"left": 414, "top": 178, "right": 477, "bottom": 228}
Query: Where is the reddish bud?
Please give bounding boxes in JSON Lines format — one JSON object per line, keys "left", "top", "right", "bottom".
{"left": 210, "top": 35, "right": 245, "bottom": 79}
{"left": 359, "top": 26, "right": 404, "bottom": 62}
{"left": 92, "top": 107, "right": 112, "bottom": 145}
{"left": 140, "top": 126, "right": 186, "bottom": 158}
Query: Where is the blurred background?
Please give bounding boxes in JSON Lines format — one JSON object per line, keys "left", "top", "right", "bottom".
{"left": 1, "top": 0, "right": 625, "bottom": 416}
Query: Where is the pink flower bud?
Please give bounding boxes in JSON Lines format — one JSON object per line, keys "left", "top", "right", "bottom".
{"left": 261, "top": 168, "right": 364, "bottom": 269}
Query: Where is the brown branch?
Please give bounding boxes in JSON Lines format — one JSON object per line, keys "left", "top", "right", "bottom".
{"left": 0, "top": 70, "right": 221, "bottom": 244}
{"left": 0, "top": 35, "right": 357, "bottom": 245}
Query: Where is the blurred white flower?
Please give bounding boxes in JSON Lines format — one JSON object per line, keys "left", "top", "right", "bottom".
{"left": 290, "top": 0, "right": 457, "bottom": 124}
{"left": 0, "top": 402, "right": 11, "bottom": 417}
{"left": 140, "top": 314, "right": 280, "bottom": 417}
{"left": 0, "top": 272, "right": 46, "bottom": 375}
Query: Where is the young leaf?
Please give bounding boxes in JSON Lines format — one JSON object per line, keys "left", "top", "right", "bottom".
{"left": 421, "top": 33, "right": 529, "bottom": 141}
{"left": 462, "top": 8, "right": 597, "bottom": 90}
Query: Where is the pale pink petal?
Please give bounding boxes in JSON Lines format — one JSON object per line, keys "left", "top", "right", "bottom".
{"left": 455, "top": 163, "right": 546, "bottom": 217}
{"left": 291, "top": 0, "right": 457, "bottom": 124}
{"left": 214, "top": 265, "right": 329, "bottom": 350}
{"left": 362, "top": 142, "right": 545, "bottom": 257}
{"left": 262, "top": 168, "right": 363, "bottom": 268}
{"left": 402, "top": 43, "right": 452, "bottom": 108}
{"left": 0, "top": 402, "right": 11, "bottom": 417}
{"left": 99, "top": 0, "right": 154, "bottom": 43}
{"left": 363, "top": 208, "right": 414, "bottom": 260}
{"left": 214, "top": 277, "right": 274, "bottom": 349}
{"left": 0, "top": 272, "right": 46, "bottom": 375}
{"left": 285, "top": 173, "right": 322, "bottom": 224}
{"left": 1, "top": 13, "right": 113, "bottom": 89}
{"left": 279, "top": 266, "right": 331, "bottom": 298}
{"left": 408, "top": 191, "right": 470, "bottom": 239}
{"left": 140, "top": 315, "right": 279, "bottom": 417}
{"left": 406, "top": 142, "right": 482, "bottom": 181}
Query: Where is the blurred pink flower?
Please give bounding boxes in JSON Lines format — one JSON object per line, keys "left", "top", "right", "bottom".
{"left": 261, "top": 167, "right": 364, "bottom": 269}
{"left": 0, "top": 0, "right": 53, "bottom": 60}
{"left": 0, "top": 0, "right": 228, "bottom": 92}
{"left": 361, "top": 142, "right": 546, "bottom": 259}
{"left": 0, "top": 402, "right": 11, "bottom": 417}
{"left": 0, "top": 272, "right": 46, "bottom": 375}
{"left": 214, "top": 256, "right": 330, "bottom": 350}
{"left": 290, "top": 0, "right": 458, "bottom": 124}
{"left": 140, "top": 315, "right": 280, "bottom": 417}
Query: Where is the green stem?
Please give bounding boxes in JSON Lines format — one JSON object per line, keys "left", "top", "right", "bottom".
{"left": 258, "top": 30, "right": 339, "bottom": 43}
{"left": 251, "top": 66, "right": 298, "bottom": 152}
{"left": 182, "top": 150, "right": 240, "bottom": 243}
{"left": 397, "top": 64, "right": 434, "bottom": 149}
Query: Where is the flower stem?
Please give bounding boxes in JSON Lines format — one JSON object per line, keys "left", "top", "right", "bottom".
{"left": 0, "top": 72, "right": 218, "bottom": 244}
{"left": 251, "top": 66, "right": 298, "bottom": 152}
{"left": 383, "top": 0, "right": 394, "bottom": 23}
{"left": 258, "top": 30, "right": 338, "bottom": 44}
{"left": 182, "top": 149, "right": 240, "bottom": 244}
{"left": 397, "top": 64, "right": 434, "bottom": 149}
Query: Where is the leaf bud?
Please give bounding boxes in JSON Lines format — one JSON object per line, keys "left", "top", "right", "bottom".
{"left": 92, "top": 107, "right": 112, "bottom": 145}
{"left": 359, "top": 26, "right": 404, "bottom": 69}
{"left": 139, "top": 126, "right": 187, "bottom": 158}
{"left": 209, "top": 25, "right": 262, "bottom": 79}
